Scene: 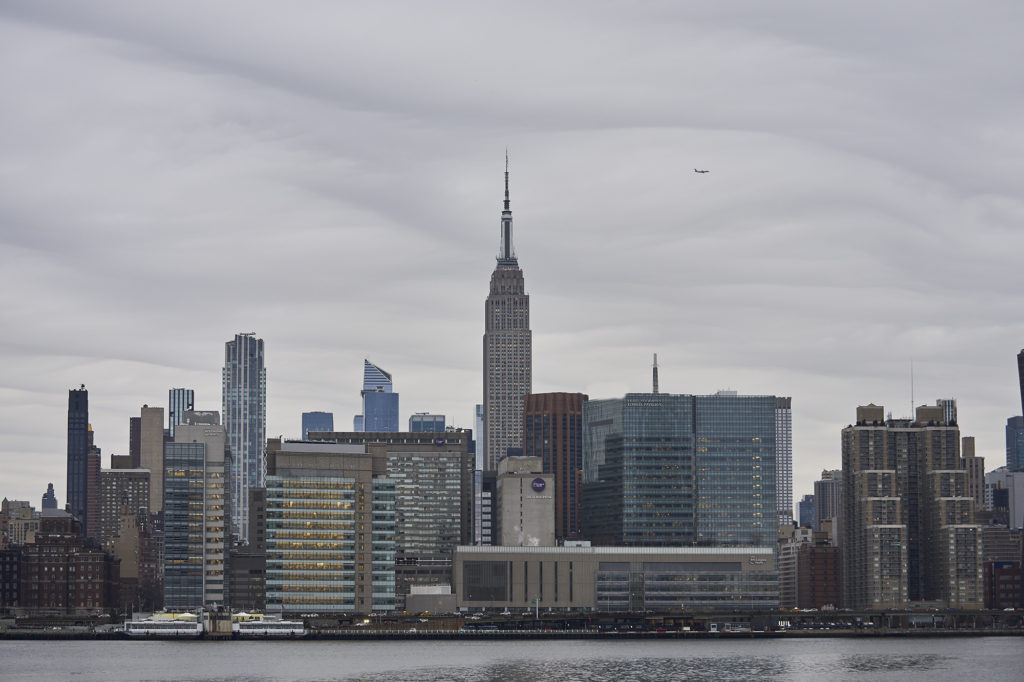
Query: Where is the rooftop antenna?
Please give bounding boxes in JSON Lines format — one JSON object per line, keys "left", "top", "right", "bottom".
{"left": 910, "top": 358, "right": 914, "bottom": 419}
{"left": 652, "top": 353, "right": 659, "bottom": 394}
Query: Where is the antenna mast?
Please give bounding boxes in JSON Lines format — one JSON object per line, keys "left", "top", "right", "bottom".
{"left": 652, "top": 353, "right": 659, "bottom": 394}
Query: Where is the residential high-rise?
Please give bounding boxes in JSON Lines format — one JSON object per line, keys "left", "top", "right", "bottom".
{"left": 223, "top": 333, "right": 266, "bottom": 542}
{"left": 523, "top": 392, "right": 588, "bottom": 541}
{"left": 98, "top": 468, "right": 150, "bottom": 550}
{"left": 128, "top": 416, "right": 141, "bottom": 468}
{"left": 813, "top": 469, "right": 843, "bottom": 534}
{"left": 775, "top": 397, "right": 793, "bottom": 527}
{"left": 582, "top": 384, "right": 778, "bottom": 549}
{"left": 1007, "top": 416, "right": 1024, "bottom": 471}
{"left": 138, "top": 405, "right": 164, "bottom": 514}
{"left": 483, "top": 156, "right": 532, "bottom": 471}
{"left": 409, "top": 413, "right": 445, "bottom": 433}
{"left": 301, "top": 411, "right": 334, "bottom": 439}
{"left": 163, "top": 412, "right": 231, "bottom": 608}
{"left": 265, "top": 438, "right": 396, "bottom": 615}
{"left": 66, "top": 386, "right": 89, "bottom": 535}
{"left": 961, "top": 436, "right": 986, "bottom": 510}
{"left": 357, "top": 360, "right": 399, "bottom": 432}
{"left": 168, "top": 388, "right": 195, "bottom": 439}
{"left": 841, "top": 403, "right": 983, "bottom": 610}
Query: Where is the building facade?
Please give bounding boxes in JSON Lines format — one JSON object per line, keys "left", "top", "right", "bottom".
{"left": 409, "top": 413, "right": 446, "bottom": 433}
{"left": 162, "top": 415, "right": 231, "bottom": 609}
{"left": 139, "top": 405, "right": 164, "bottom": 514}
{"left": 265, "top": 439, "right": 397, "bottom": 615}
{"left": 841, "top": 404, "right": 983, "bottom": 610}
{"left": 524, "top": 392, "right": 588, "bottom": 542}
{"left": 66, "top": 386, "right": 89, "bottom": 536}
{"left": 1007, "top": 416, "right": 1024, "bottom": 472}
{"left": 775, "top": 397, "right": 793, "bottom": 526}
{"left": 797, "top": 495, "right": 815, "bottom": 528}
{"left": 483, "top": 159, "right": 532, "bottom": 471}
{"left": 496, "top": 456, "right": 554, "bottom": 547}
{"left": 300, "top": 431, "right": 473, "bottom": 608}
{"left": 18, "top": 511, "right": 120, "bottom": 616}
{"left": 455, "top": 545, "right": 777, "bottom": 612}
{"left": 98, "top": 468, "right": 150, "bottom": 550}
{"left": 223, "top": 332, "right": 266, "bottom": 542}
{"left": 357, "top": 360, "right": 399, "bottom": 432}
{"left": 168, "top": 388, "right": 195, "bottom": 439}
{"left": 302, "top": 411, "right": 334, "bottom": 439}
{"left": 813, "top": 469, "right": 843, "bottom": 535}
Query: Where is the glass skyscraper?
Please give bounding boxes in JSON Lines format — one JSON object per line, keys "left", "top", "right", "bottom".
{"left": 302, "top": 411, "right": 334, "bottom": 439}
{"left": 582, "top": 389, "right": 778, "bottom": 549}
{"left": 223, "top": 333, "right": 266, "bottom": 542}
{"left": 163, "top": 416, "right": 231, "bottom": 609}
{"left": 1007, "top": 416, "right": 1024, "bottom": 471}
{"left": 408, "top": 413, "right": 445, "bottom": 432}
{"left": 695, "top": 393, "right": 777, "bottom": 547}
{"left": 357, "top": 360, "right": 399, "bottom": 432}
{"left": 583, "top": 393, "right": 696, "bottom": 546}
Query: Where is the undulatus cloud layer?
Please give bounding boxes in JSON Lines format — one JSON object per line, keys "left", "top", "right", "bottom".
{"left": 1, "top": 1, "right": 1022, "bottom": 505}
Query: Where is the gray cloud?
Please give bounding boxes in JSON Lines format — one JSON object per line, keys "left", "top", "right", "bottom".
{"left": 1, "top": 1, "right": 1022, "bottom": 508}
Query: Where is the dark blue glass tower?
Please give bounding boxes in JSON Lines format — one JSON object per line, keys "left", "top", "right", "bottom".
{"left": 359, "top": 360, "right": 398, "bottom": 432}
{"left": 302, "top": 411, "right": 334, "bottom": 439}
{"left": 66, "top": 386, "right": 89, "bottom": 534}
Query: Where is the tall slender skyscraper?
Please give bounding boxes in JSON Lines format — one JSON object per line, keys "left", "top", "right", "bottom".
{"left": 66, "top": 386, "right": 89, "bottom": 534}
{"left": 775, "top": 397, "right": 793, "bottom": 527}
{"left": 1017, "top": 348, "right": 1024, "bottom": 416}
{"left": 483, "top": 154, "right": 532, "bottom": 470}
{"left": 168, "top": 388, "right": 195, "bottom": 438}
{"left": 223, "top": 333, "right": 266, "bottom": 542}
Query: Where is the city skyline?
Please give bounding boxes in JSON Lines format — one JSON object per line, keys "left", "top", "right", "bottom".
{"left": 2, "top": 2, "right": 1024, "bottom": 506}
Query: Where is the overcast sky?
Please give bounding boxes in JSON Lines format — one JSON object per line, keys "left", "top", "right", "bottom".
{"left": 2, "top": 1, "right": 1023, "bottom": 509}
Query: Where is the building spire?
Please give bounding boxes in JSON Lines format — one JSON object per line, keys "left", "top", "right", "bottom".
{"left": 497, "top": 150, "right": 517, "bottom": 266}
{"left": 652, "top": 353, "right": 659, "bottom": 394}
{"left": 504, "top": 148, "right": 510, "bottom": 211}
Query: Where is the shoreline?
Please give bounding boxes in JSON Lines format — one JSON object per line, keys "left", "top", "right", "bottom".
{"left": 2, "top": 628, "right": 1021, "bottom": 641}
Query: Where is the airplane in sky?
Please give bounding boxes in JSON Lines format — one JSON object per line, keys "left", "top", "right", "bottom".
{"left": 694, "top": 168, "right": 709, "bottom": 174}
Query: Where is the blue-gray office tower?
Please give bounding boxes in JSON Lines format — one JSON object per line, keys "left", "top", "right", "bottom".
{"left": 409, "top": 414, "right": 445, "bottom": 432}
{"left": 66, "top": 386, "right": 89, "bottom": 534}
{"left": 223, "top": 333, "right": 266, "bottom": 542}
{"left": 582, "top": 375, "right": 779, "bottom": 548}
{"left": 357, "top": 360, "right": 399, "bottom": 432}
{"left": 798, "top": 494, "right": 815, "bottom": 528}
{"left": 302, "top": 411, "right": 334, "bottom": 439}
{"left": 1008, "top": 416, "right": 1024, "bottom": 471}
{"left": 168, "top": 388, "right": 195, "bottom": 438}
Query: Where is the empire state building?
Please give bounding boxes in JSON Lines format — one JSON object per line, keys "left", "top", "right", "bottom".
{"left": 483, "top": 156, "right": 532, "bottom": 471}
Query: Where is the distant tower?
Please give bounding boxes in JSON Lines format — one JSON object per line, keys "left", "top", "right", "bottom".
{"left": 359, "top": 360, "right": 399, "bottom": 432}
{"left": 223, "top": 333, "right": 266, "bottom": 542}
{"left": 66, "top": 386, "right": 89, "bottom": 534}
{"left": 524, "top": 392, "right": 588, "bottom": 541}
{"left": 776, "top": 397, "right": 794, "bottom": 526}
{"left": 1018, "top": 349, "right": 1024, "bottom": 416}
{"left": 42, "top": 483, "right": 57, "bottom": 510}
{"left": 168, "top": 388, "right": 195, "bottom": 438}
{"left": 652, "top": 354, "right": 659, "bottom": 394}
{"left": 302, "top": 411, "right": 334, "bottom": 439}
{"left": 483, "top": 153, "right": 532, "bottom": 470}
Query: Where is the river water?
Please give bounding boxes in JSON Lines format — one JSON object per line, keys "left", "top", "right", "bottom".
{"left": 0, "top": 637, "right": 1021, "bottom": 681}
